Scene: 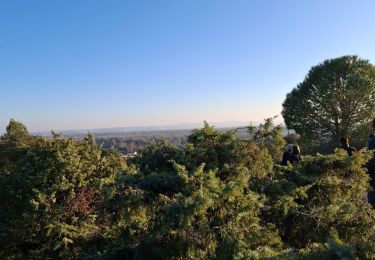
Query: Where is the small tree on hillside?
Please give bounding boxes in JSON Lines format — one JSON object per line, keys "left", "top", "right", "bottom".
{"left": 282, "top": 55, "right": 375, "bottom": 152}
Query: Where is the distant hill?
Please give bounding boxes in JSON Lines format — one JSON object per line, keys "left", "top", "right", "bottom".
{"left": 32, "top": 121, "right": 289, "bottom": 154}
{"left": 33, "top": 121, "right": 255, "bottom": 136}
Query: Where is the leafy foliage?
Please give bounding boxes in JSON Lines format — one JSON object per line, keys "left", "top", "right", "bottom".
{"left": 0, "top": 121, "right": 126, "bottom": 259}
{"left": 1, "top": 119, "right": 375, "bottom": 259}
{"left": 282, "top": 55, "right": 375, "bottom": 153}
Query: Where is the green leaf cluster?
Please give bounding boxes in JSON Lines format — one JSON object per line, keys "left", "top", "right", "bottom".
{"left": 282, "top": 55, "right": 375, "bottom": 153}
{"left": 1, "top": 119, "right": 375, "bottom": 259}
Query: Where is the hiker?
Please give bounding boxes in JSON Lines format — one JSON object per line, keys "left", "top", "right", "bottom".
{"left": 367, "top": 132, "right": 375, "bottom": 207}
{"left": 367, "top": 156, "right": 375, "bottom": 207}
{"left": 368, "top": 134, "right": 375, "bottom": 150}
{"left": 281, "top": 144, "right": 301, "bottom": 166}
{"left": 339, "top": 137, "right": 357, "bottom": 156}
{"left": 370, "top": 120, "right": 375, "bottom": 147}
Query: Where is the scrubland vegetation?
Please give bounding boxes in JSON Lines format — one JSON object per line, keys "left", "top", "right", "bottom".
{"left": 2, "top": 55, "right": 375, "bottom": 259}
{"left": 1, "top": 119, "right": 375, "bottom": 259}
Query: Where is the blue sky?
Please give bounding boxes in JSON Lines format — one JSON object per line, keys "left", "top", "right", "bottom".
{"left": 1, "top": 0, "right": 375, "bottom": 132}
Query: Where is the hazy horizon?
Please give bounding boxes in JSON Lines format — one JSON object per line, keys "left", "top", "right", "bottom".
{"left": 2, "top": 1, "right": 375, "bottom": 133}
{"left": 21, "top": 120, "right": 268, "bottom": 135}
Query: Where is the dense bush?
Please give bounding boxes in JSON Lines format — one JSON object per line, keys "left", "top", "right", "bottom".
{"left": 1, "top": 119, "right": 374, "bottom": 259}
{"left": 0, "top": 120, "right": 126, "bottom": 259}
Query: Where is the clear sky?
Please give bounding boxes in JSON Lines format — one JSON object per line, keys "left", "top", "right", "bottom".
{"left": 1, "top": 0, "right": 375, "bottom": 133}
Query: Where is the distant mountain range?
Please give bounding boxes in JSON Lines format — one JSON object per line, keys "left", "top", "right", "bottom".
{"left": 33, "top": 121, "right": 262, "bottom": 136}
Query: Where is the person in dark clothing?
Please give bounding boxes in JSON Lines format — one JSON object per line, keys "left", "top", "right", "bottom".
{"left": 368, "top": 134, "right": 375, "bottom": 150}
{"left": 339, "top": 137, "right": 357, "bottom": 156}
{"left": 281, "top": 144, "right": 293, "bottom": 164}
{"left": 281, "top": 144, "right": 301, "bottom": 166}
{"left": 367, "top": 133, "right": 375, "bottom": 208}
{"left": 367, "top": 157, "right": 375, "bottom": 208}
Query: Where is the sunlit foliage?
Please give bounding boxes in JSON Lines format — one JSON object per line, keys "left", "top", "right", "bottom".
{"left": 1, "top": 119, "right": 374, "bottom": 259}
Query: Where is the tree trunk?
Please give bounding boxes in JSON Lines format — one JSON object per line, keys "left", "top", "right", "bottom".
{"left": 334, "top": 117, "right": 341, "bottom": 141}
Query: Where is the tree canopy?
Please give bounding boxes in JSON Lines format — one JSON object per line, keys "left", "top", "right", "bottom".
{"left": 282, "top": 55, "right": 375, "bottom": 152}
{"left": 1, "top": 119, "right": 375, "bottom": 259}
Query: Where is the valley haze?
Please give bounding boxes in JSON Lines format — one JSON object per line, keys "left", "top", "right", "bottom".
{"left": 32, "top": 121, "right": 262, "bottom": 136}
